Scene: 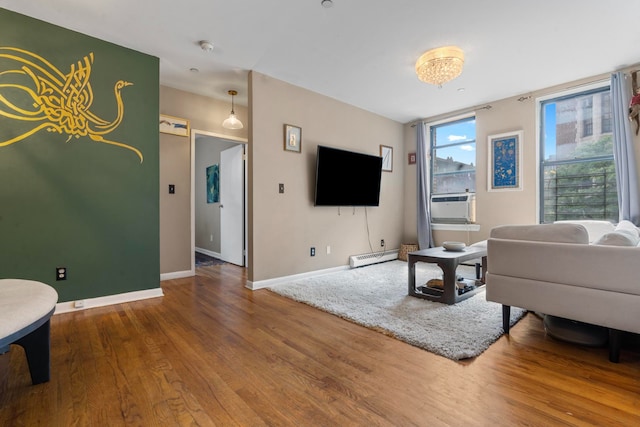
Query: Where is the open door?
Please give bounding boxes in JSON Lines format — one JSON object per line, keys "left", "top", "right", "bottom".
{"left": 220, "top": 144, "right": 244, "bottom": 266}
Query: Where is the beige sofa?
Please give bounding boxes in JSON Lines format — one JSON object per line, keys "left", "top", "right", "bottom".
{"left": 485, "top": 221, "right": 640, "bottom": 362}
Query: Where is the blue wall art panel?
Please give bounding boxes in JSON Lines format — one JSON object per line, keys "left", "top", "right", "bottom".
{"left": 489, "top": 131, "right": 522, "bottom": 191}
{"left": 206, "top": 164, "right": 219, "bottom": 203}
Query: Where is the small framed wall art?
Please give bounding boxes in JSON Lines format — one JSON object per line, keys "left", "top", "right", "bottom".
{"left": 160, "top": 114, "right": 190, "bottom": 137}
{"left": 408, "top": 152, "right": 416, "bottom": 165}
{"left": 488, "top": 130, "right": 523, "bottom": 191}
{"left": 380, "top": 145, "right": 393, "bottom": 172}
{"left": 284, "top": 124, "right": 302, "bottom": 153}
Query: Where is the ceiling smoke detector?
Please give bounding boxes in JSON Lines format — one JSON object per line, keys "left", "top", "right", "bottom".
{"left": 199, "top": 40, "right": 214, "bottom": 52}
{"left": 321, "top": 0, "right": 333, "bottom": 8}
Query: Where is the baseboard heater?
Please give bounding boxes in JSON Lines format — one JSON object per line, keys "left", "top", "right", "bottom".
{"left": 349, "top": 249, "right": 398, "bottom": 268}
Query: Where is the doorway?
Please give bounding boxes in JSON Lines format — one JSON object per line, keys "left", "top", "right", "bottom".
{"left": 191, "top": 129, "right": 248, "bottom": 271}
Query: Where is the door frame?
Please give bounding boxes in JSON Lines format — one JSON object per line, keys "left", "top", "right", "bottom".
{"left": 190, "top": 129, "right": 248, "bottom": 274}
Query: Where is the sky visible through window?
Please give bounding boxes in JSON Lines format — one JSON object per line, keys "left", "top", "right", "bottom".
{"left": 543, "top": 103, "right": 557, "bottom": 160}
{"left": 434, "top": 119, "right": 476, "bottom": 166}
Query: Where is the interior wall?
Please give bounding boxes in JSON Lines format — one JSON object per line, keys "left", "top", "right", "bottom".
{"left": 249, "top": 72, "right": 404, "bottom": 282}
{"left": 403, "top": 70, "right": 640, "bottom": 246}
{"left": 0, "top": 9, "right": 160, "bottom": 302}
{"left": 159, "top": 86, "right": 248, "bottom": 274}
{"left": 195, "top": 137, "right": 238, "bottom": 254}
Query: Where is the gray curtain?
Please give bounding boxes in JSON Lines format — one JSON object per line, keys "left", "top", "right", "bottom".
{"left": 416, "top": 122, "right": 434, "bottom": 249}
{"left": 611, "top": 71, "right": 640, "bottom": 225}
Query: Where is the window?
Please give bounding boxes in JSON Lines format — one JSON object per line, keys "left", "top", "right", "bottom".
{"left": 539, "top": 85, "right": 618, "bottom": 223}
{"left": 581, "top": 97, "right": 593, "bottom": 137}
{"left": 430, "top": 116, "right": 476, "bottom": 194}
{"left": 601, "top": 92, "right": 612, "bottom": 133}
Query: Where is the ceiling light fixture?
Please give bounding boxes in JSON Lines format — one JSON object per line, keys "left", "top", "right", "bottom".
{"left": 222, "top": 90, "right": 243, "bottom": 130}
{"left": 199, "top": 40, "right": 214, "bottom": 52}
{"left": 321, "top": 0, "right": 333, "bottom": 8}
{"left": 415, "top": 46, "right": 464, "bottom": 87}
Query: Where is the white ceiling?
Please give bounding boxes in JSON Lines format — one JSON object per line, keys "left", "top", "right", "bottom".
{"left": 3, "top": 0, "right": 638, "bottom": 124}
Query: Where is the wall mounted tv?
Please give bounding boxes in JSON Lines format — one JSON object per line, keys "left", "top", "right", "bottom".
{"left": 314, "top": 145, "right": 383, "bottom": 206}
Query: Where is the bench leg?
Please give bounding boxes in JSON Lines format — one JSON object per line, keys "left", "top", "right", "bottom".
{"left": 14, "top": 319, "right": 51, "bottom": 384}
{"left": 502, "top": 305, "right": 511, "bottom": 334}
{"left": 608, "top": 329, "right": 621, "bottom": 363}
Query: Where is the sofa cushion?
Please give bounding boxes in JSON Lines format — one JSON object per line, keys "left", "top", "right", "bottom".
{"left": 615, "top": 220, "right": 639, "bottom": 237}
{"left": 554, "top": 220, "right": 615, "bottom": 243}
{"left": 593, "top": 231, "right": 639, "bottom": 246}
{"left": 490, "top": 223, "right": 589, "bottom": 244}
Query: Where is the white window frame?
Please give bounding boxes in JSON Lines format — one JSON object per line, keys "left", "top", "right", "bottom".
{"left": 426, "top": 112, "right": 479, "bottom": 231}
{"left": 535, "top": 79, "right": 612, "bottom": 223}
{"left": 426, "top": 112, "right": 477, "bottom": 195}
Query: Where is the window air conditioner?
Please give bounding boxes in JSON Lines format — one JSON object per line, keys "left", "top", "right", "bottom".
{"left": 430, "top": 193, "right": 476, "bottom": 224}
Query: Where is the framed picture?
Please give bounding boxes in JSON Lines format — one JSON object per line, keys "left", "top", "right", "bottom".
{"left": 488, "top": 130, "right": 523, "bottom": 191}
{"left": 380, "top": 145, "right": 393, "bottom": 172}
{"left": 408, "top": 152, "right": 416, "bottom": 165}
{"left": 206, "top": 164, "right": 219, "bottom": 203}
{"left": 284, "top": 124, "right": 302, "bottom": 153}
{"left": 160, "top": 114, "right": 190, "bottom": 137}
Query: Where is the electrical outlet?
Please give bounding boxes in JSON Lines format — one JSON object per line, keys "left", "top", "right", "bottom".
{"left": 56, "top": 267, "right": 67, "bottom": 281}
{"left": 74, "top": 300, "right": 85, "bottom": 309}
{"left": 381, "top": 239, "right": 385, "bottom": 247}
{"left": 310, "top": 247, "right": 316, "bottom": 256}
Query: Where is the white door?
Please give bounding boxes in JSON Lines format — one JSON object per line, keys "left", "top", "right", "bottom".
{"left": 220, "top": 144, "right": 244, "bottom": 266}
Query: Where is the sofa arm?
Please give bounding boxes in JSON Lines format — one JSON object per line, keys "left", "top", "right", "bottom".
{"left": 487, "top": 238, "right": 640, "bottom": 296}
{"left": 490, "top": 223, "right": 589, "bottom": 243}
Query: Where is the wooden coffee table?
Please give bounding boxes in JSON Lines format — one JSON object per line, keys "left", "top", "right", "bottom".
{"left": 408, "top": 246, "right": 487, "bottom": 305}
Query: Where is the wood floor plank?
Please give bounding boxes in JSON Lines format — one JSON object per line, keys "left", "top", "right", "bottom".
{"left": 1, "top": 263, "right": 639, "bottom": 426}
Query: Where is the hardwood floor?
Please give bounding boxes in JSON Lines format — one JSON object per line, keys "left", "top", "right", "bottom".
{"left": 1, "top": 263, "right": 639, "bottom": 426}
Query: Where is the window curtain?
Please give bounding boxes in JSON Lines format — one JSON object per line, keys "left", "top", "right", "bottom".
{"left": 416, "top": 122, "right": 434, "bottom": 249}
{"left": 611, "top": 71, "right": 640, "bottom": 225}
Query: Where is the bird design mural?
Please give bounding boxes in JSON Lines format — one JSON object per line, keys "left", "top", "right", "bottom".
{"left": 0, "top": 47, "right": 143, "bottom": 162}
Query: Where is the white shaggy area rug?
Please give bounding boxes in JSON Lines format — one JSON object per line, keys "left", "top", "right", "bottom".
{"left": 268, "top": 260, "right": 526, "bottom": 360}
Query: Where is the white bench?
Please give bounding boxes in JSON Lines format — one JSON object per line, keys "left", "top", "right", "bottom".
{"left": 0, "top": 279, "right": 58, "bottom": 384}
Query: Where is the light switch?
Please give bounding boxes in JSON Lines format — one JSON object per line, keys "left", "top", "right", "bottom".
{"left": 279, "top": 183, "right": 284, "bottom": 194}
{"left": 169, "top": 184, "right": 175, "bottom": 194}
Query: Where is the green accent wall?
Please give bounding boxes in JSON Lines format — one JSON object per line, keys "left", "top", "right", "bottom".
{"left": 0, "top": 9, "right": 160, "bottom": 302}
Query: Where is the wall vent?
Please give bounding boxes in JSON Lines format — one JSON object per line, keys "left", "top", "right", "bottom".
{"left": 349, "top": 249, "right": 398, "bottom": 268}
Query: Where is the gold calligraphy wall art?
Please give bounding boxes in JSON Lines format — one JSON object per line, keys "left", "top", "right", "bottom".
{"left": 0, "top": 47, "right": 143, "bottom": 162}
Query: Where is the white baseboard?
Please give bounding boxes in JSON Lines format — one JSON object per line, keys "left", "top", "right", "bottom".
{"left": 247, "top": 265, "right": 350, "bottom": 290}
{"left": 160, "top": 269, "right": 194, "bottom": 281}
{"left": 195, "top": 247, "right": 221, "bottom": 259}
{"left": 55, "top": 287, "right": 164, "bottom": 314}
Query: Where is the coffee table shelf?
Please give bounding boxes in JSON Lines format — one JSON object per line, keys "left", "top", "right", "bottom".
{"left": 408, "top": 246, "right": 487, "bottom": 305}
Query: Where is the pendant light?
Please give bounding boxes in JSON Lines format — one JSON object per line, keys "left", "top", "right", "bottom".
{"left": 222, "top": 90, "right": 243, "bottom": 130}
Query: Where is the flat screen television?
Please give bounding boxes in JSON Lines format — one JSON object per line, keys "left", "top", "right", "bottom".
{"left": 314, "top": 145, "right": 383, "bottom": 206}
